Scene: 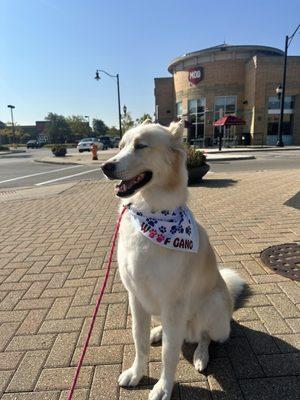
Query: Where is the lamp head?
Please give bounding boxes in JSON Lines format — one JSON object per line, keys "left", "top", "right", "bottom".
{"left": 276, "top": 84, "right": 282, "bottom": 99}
{"left": 95, "top": 70, "right": 100, "bottom": 81}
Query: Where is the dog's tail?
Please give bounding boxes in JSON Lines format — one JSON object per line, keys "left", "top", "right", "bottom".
{"left": 220, "top": 268, "right": 244, "bottom": 305}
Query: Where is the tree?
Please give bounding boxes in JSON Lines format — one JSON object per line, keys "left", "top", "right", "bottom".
{"left": 106, "top": 126, "right": 119, "bottom": 137}
{"left": 135, "top": 113, "right": 153, "bottom": 125}
{"left": 92, "top": 119, "right": 108, "bottom": 136}
{"left": 43, "top": 113, "right": 71, "bottom": 143}
{"left": 0, "top": 123, "right": 24, "bottom": 144}
{"left": 66, "top": 115, "right": 92, "bottom": 141}
{"left": 121, "top": 112, "right": 134, "bottom": 133}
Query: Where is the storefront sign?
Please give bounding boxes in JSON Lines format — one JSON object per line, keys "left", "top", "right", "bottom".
{"left": 188, "top": 67, "right": 203, "bottom": 85}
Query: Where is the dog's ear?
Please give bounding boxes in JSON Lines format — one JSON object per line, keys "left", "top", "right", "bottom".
{"left": 168, "top": 120, "right": 185, "bottom": 140}
{"left": 141, "top": 118, "right": 152, "bottom": 126}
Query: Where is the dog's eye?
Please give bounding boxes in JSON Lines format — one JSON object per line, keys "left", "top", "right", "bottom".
{"left": 134, "top": 143, "right": 148, "bottom": 150}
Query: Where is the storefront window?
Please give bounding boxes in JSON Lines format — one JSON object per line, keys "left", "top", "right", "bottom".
{"left": 267, "top": 114, "right": 293, "bottom": 135}
{"left": 268, "top": 96, "right": 294, "bottom": 111}
{"left": 214, "top": 96, "right": 237, "bottom": 120}
{"left": 188, "top": 98, "right": 205, "bottom": 145}
{"left": 176, "top": 102, "right": 182, "bottom": 118}
{"left": 213, "top": 96, "right": 237, "bottom": 142}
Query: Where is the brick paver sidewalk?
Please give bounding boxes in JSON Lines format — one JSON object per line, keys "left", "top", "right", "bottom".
{"left": 0, "top": 169, "right": 299, "bottom": 400}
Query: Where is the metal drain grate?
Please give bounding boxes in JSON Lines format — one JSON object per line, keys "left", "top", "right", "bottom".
{"left": 0, "top": 190, "right": 17, "bottom": 196}
{"left": 260, "top": 243, "right": 300, "bottom": 281}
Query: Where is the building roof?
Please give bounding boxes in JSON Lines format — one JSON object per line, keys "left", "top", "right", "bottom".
{"left": 168, "top": 44, "right": 284, "bottom": 73}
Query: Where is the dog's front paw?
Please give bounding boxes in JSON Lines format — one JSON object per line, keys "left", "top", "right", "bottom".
{"left": 118, "top": 367, "right": 143, "bottom": 387}
{"left": 149, "top": 379, "right": 173, "bottom": 400}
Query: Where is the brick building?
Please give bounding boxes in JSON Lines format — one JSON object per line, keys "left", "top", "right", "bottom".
{"left": 154, "top": 44, "right": 300, "bottom": 146}
{"left": 19, "top": 121, "right": 49, "bottom": 142}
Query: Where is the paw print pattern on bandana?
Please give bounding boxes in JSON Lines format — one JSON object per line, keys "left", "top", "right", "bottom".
{"left": 177, "top": 225, "right": 184, "bottom": 234}
{"left": 127, "top": 204, "right": 199, "bottom": 253}
{"left": 170, "top": 225, "right": 177, "bottom": 234}
{"left": 149, "top": 229, "right": 157, "bottom": 238}
{"left": 156, "top": 234, "right": 165, "bottom": 243}
{"left": 146, "top": 218, "right": 157, "bottom": 227}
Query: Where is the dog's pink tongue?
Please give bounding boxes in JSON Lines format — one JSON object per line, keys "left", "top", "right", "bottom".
{"left": 115, "top": 173, "right": 145, "bottom": 194}
{"left": 115, "top": 178, "right": 134, "bottom": 193}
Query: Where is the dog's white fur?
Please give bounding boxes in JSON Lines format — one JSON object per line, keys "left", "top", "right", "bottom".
{"left": 104, "top": 121, "right": 244, "bottom": 400}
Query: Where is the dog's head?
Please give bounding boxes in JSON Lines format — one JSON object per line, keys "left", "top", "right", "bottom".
{"left": 101, "top": 120, "right": 187, "bottom": 198}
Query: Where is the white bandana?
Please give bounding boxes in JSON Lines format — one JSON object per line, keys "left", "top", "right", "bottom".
{"left": 127, "top": 205, "right": 199, "bottom": 253}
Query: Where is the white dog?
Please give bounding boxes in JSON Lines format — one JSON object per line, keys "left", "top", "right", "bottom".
{"left": 101, "top": 120, "right": 244, "bottom": 400}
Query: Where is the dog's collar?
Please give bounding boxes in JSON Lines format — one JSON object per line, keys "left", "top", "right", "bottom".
{"left": 127, "top": 204, "right": 199, "bottom": 253}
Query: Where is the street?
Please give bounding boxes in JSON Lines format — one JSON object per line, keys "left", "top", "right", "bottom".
{"left": 209, "top": 149, "right": 300, "bottom": 173}
{"left": 0, "top": 148, "right": 299, "bottom": 189}
{"left": 0, "top": 148, "right": 103, "bottom": 189}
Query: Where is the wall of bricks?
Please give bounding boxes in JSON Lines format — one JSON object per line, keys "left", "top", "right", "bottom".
{"left": 154, "top": 78, "right": 175, "bottom": 126}
{"left": 0, "top": 169, "right": 299, "bottom": 399}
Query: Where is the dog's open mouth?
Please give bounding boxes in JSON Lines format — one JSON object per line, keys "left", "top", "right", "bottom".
{"left": 115, "top": 171, "right": 153, "bottom": 197}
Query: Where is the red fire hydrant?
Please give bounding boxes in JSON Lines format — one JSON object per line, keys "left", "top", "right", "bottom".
{"left": 90, "top": 143, "right": 98, "bottom": 160}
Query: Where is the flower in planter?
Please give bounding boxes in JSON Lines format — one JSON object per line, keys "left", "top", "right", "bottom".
{"left": 186, "top": 146, "right": 207, "bottom": 169}
{"left": 186, "top": 146, "right": 210, "bottom": 184}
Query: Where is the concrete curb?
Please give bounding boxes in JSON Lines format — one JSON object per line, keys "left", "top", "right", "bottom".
{"left": 0, "top": 150, "right": 26, "bottom": 156}
{"left": 204, "top": 146, "right": 300, "bottom": 154}
{"left": 34, "top": 158, "right": 82, "bottom": 166}
{"left": 207, "top": 155, "right": 256, "bottom": 161}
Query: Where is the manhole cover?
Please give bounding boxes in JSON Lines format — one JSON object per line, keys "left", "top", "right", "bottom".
{"left": 260, "top": 243, "right": 300, "bottom": 281}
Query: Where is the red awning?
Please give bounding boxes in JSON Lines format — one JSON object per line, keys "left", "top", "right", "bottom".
{"left": 213, "top": 115, "right": 245, "bottom": 126}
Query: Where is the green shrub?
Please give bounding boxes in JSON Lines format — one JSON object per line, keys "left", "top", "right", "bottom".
{"left": 51, "top": 145, "right": 67, "bottom": 157}
{"left": 0, "top": 145, "right": 10, "bottom": 151}
{"left": 186, "top": 147, "right": 207, "bottom": 169}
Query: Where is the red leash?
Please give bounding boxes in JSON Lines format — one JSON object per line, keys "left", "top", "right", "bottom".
{"left": 67, "top": 206, "right": 127, "bottom": 400}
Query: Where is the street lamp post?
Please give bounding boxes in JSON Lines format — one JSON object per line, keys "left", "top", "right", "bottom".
{"left": 84, "top": 115, "right": 90, "bottom": 125}
{"left": 7, "top": 105, "right": 16, "bottom": 144}
{"left": 276, "top": 23, "right": 300, "bottom": 147}
{"left": 94, "top": 69, "right": 122, "bottom": 138}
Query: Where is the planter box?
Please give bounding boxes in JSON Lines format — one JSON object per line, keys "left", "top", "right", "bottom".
{"left": 188, "top": 164, "right": 210, "bottom": 185}
{"left": 52, "top": 148, "right": 67, "bottom": 157}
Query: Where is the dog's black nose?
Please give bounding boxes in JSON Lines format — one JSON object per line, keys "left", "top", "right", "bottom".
{"left": 101, "top": 162, "right": 116, "bottom": 178}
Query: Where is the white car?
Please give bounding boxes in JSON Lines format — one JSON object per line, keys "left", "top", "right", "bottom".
{"left": 77, "top": 138, "right": 103, "bottom": 153}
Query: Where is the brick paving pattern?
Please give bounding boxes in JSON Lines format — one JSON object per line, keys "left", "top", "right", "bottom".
{"left": 0, "top": 169, "right": 299, "bottom": 399}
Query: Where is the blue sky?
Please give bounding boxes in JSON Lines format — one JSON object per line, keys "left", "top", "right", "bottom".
{"left": 1, "top": 0, "right": 300, "bottom": 127}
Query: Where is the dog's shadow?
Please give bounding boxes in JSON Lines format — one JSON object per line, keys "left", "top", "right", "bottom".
{"left": 189, "top": 178, "right": 238, "bottom": 188}
{"left": 125, "top": 285, "right": 299, "bottom": 399}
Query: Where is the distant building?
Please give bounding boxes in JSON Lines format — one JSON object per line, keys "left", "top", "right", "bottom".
{"left": 19, "top": 121, "right": 50, "bottom": 142}
{"left": 35, "top": 121, "right": 50, "bottom": 142}
{"left": 154, "top": 44, "right": 300, "bottom": 146}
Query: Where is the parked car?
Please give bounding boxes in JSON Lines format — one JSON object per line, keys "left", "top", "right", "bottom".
{"left": 77, "top": 138, "right": 103, "bottom": 153}
{"left": 27, "top": 140, "right": 43, "bottom": 149}
{"left": 99, "top": 136, "right": 113, "bottom": 150}
{"left": 112, "top": 137, "right": 120, "bottom": 148}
